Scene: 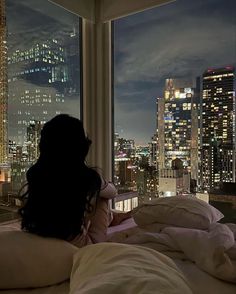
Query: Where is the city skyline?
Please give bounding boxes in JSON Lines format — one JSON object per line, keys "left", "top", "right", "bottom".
{"left": 5, "top": 0, "right": 236, "bottom": 145}
{"left": 0, "top": 0, "right": 235, "bottom": 223}
{"left": 114, "top": 0, "right": 236, "bottom": 144}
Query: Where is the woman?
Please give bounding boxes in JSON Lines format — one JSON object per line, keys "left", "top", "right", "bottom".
{"left": 19, "top": 114, "right": 126, "bottom": 247}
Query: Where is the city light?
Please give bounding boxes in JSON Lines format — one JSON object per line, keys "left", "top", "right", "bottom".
{"left": 0, "top": 0, "right": 235, "bottom": 224}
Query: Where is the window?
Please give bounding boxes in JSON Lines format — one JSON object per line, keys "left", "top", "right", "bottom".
{"left": 0, "top": 0, "right": 81, "bottom": 222}
{"left": 113, "top": 0, "right": 236, "bottom": 221}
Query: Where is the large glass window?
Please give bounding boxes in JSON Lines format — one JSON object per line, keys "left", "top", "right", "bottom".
{"left": 0, "top": 0, "right": 81, "bottom": 222}
{"left": 113, "top": 0, "right": 236, "bottom": 222}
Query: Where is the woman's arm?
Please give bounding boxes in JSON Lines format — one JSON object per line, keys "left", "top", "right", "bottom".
{"left": 99, "top": 178, "right": 117, "bottom": 199}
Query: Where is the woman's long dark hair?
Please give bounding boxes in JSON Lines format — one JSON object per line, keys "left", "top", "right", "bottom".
{"left": 19, "top": 114, "right": 101, "bottom": 240}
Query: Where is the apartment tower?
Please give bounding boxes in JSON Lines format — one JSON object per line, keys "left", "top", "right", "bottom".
{"left": 158, "top": 78, "right": 199, "bottom": 181}
{"left": 7, "top": 24, "right": 80, "bottom": 144}
{"left": 201, "top": 67, "right": 235, "bottom": 189}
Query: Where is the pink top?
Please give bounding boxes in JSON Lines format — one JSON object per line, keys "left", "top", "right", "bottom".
{"left": 71, "top": 180, "right": 117, "bottom": 248}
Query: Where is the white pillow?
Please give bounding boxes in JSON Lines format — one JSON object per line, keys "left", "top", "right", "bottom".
{"left": 70, "top": 243, "right": 192, "bottom": 294}
{"left": 0, "top": 231, "right": 77, "bottom": 289}
{"left": 132, "top": 196, "right": 224, "bottom": 229}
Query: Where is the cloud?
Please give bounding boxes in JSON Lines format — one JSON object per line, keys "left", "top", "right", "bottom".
{"left": 114, "top": 0, "right": 236, "bottom": 143}
{"left": 115, "top": 10, "right": 235, "bottom": 85}
{"left": 5, "top": 0, "right": 236, "bottom": 145}
{"left": 6, "top": 0, "right": 79, "bottom": 52}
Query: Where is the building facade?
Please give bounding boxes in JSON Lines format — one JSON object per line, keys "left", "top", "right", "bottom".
{"left": 7, "top": 24, "right": 80, "bottom": 145}
{"left": 0, "top": 0, "right": 8, "bottom": 166}
{"left": 159, "top": 159, "right": 190, "bottom": 197}
{"left": 114, "top": 134, "right": 136, "bottom": 192}
{"left": 201, "top": 67, "right": 235, "bottom": 189}
{"left": 158, "top": 78, "right": 199, "bottom": 182}
{"left": 8, "top": 39, "right": 67, "bottom": 144}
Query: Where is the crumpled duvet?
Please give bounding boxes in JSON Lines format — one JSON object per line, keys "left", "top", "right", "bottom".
{"left": 70, "top": 243, "right": 193, "bottom": 294}
{"left": 108, "top": 222, "right": 236, "bottom": 283}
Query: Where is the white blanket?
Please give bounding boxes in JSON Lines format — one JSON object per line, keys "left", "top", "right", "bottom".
{"left": 70, "top": 243, "right": 193, "bottom": 294}
{"left": 108, "top": 222, "right": 236, "bottom": 283}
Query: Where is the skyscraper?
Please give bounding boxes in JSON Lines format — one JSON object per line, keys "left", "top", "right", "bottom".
{"left": 0, "top": 0, "right": 8, "bottom": 166}
{"left": 158, "top": 78, "right": 199, "bottom": 181}
{"left": 201, "top": 67, "right": 235, "bottom": 189}
{"left": 7, "top": 39, "right": 69, "bottom": 144}
{"left": 7, "top": 20, "right": 80, "bottom": 145}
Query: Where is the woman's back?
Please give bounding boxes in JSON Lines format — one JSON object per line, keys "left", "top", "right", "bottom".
{"left": 19, "top": 114, "right": 102, "bottom": 241}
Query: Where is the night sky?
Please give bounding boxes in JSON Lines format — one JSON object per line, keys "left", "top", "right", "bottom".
{"left": 6, "top": 0, "right": 236, "bottom": 145}
{"left": 114, "top": 0, "right": 236, "bottom": 144}
{"left": 7, "top": 0, "right": 77, "bottom": 47}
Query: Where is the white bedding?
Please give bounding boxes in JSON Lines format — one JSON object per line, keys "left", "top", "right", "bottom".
{"left": 0, "top": 222, "right": 71, "bottom": 293}
{"left": 108, "top": 221, "right": 236, "bottom": 282}
{"left": 107, "top": 218, "right": 236, "bottom": 293}
{"left": 102, "top": 219, "right": 235, "bottom": 293}
{"left": 2, "top": 259, "right": 235, "bottom": 294}
{"left": 70, "top": 243, "right": 192, "bottom": 294}
{"left": 174, "top": 259, "right": 236, "bottom": 294}
{"left": 0, "top": 243, "right": 193, "bottom": 294}
{"left": 1, "top": 219, "right": 236, "bottom": 293}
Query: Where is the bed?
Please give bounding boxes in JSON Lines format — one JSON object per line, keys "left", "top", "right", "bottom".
{"left": 0, "top": 197, "right": 236, "bottom": 293}
{"left": 0, "top": 226, "right": 192, "bottom": 294}
{"left": 107, "top": 219, "right": 236, "bottom": 294}
{"left": 107, "top": 196, "right": 236, "bottom": 294}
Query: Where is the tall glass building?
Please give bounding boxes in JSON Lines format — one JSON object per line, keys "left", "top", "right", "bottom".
{"left": 201, "top": 67, "right": 235, "bottom": 189}
{"left": 7, "top": 37, "right": 77, "bottom": 144}
{"left": 158, "top": 78, "right": 199, "bottom": 181}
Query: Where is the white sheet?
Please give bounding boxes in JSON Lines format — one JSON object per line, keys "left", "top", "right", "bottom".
{"left": 1, "top": 219, "right": 235, "bottom": 293}
{"left": 174, "top": 259, "right": 236, "bottom": 294}
{"left": 108, "top": 222, "right": 236, "bottom": 283}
